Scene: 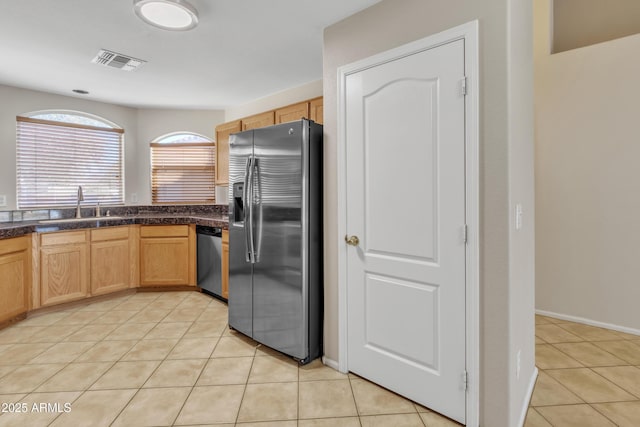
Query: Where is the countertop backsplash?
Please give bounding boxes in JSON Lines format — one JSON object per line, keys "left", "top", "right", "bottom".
{"left": 0, "top": 204, "right": 228, "bottom": 224}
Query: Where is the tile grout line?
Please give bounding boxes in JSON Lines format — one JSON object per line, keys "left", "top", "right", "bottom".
{"left": 532, "top": 317, "right": 640, "bottom": 425}
{"left": 51, "top": 295, "right": 156, "bottom": 427}
{"left": 169, "top": 326, "right": 223, "bottom": 426}
{"left": 588, "top": 401, "right": 629, "bottom": 426}
{"left": 585, "top": 366, "right": 640, "bottom": 401}
{"left": 233, "top": 329, "right": 257, "bottom": 426}
{"left": 3, "top": 291, "right": 463, "bottom": 427}
{"left": 549, "top": 341, "right": 631, "bottom": 367}
{"left": 346, "top": 372, "right": 364, "bottom": 427}
{"left": 106, "top": 292, "right": 191, "bottom": 427}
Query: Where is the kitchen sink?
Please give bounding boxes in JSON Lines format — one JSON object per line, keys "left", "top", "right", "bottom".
{"left": 38, "top": 216, "right": 123, "bottom": 224}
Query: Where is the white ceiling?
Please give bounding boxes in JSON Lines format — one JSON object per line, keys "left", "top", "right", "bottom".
{"left": 0, "top": 0, "right": 381, "bottom": 110}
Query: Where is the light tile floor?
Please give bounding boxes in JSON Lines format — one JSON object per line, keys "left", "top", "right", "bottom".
{"left": 0, "top": 291, "right": 460, "bottom": 427}
{"left": 526, "top": 315, "right": 640, "bottom": 427}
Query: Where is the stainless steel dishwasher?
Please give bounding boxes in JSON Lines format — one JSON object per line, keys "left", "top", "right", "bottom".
{"left": 196, "top": 225, "right": 224, "bottom": 300}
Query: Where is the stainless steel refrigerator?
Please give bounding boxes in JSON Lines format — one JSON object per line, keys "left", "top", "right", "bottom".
{"left": 228, "top": 119, "right": 322, "bottom": 364}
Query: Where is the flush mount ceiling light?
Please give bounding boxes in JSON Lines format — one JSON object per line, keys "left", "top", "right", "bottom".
{"left": 133, "top": 0, "right": 199, "bottom": 31}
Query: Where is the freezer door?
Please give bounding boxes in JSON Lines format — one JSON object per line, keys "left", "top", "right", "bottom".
{"left": 252, "top": 121, "right": 308, "bottom": 360}
{"left": 228, "top": 130, "right": 254, "bottom": 337}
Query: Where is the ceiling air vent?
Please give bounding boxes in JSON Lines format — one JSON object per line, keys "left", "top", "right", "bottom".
{"left": 91, "top": 49, "right": 146, "bottom": 72}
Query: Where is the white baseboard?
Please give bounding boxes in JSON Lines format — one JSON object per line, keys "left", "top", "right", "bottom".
{"left": 322, "top": 356, "right": 340, "bottom": 371}
{"left": 536, "top": 309, "right": 640, "bottom": 337}
{"left": 517, "top": 368, "right": 538, "bottom": 427}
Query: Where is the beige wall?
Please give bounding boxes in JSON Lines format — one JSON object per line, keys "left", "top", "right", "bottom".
{"left": 136, "top": 108, "right": 225, "bottom": 204}
{"left": 225, "top": 80, "right": 322, "bottom": 122}
{"left": 535, "top": 0, "right": 640, "bottom": 331}
{"left": 553, "top": 0, "right": 640, "bottom": 53}
{"left": 508, "top": 1, "right": 537, "bottom": 425}
{"left": 323, "top": 1, "right": 535, "bottom": 426}
{"left": 0, "top": 84, "right": 225, "bottom": 209}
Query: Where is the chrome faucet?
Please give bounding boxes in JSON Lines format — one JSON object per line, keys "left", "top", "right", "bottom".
{"left": 76, "top": 186, "right": 84, "bottom": 218}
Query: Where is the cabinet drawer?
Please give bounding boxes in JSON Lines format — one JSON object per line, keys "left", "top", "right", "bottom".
{"left": 140, "top": 225, "right": 189, "bottom": 238}
{"left": 41, "top": 230, "right": 87, "bottom": 247}
{"left": 0, "top": 235, "right": 30, "bottom": 256}
{"left": 91, "top": 226, "right": 129, "bottom": 242}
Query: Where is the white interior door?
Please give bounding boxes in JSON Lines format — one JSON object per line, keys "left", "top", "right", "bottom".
{"left": 345, "top": 39, "right": 467, "bottom": 423}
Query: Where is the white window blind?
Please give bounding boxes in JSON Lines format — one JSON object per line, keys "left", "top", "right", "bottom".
{"left": 150, "top": 142, "right": 216, "bottom": 204}
{"left": 16, "top": 116, "right": 124, "bottom": 208}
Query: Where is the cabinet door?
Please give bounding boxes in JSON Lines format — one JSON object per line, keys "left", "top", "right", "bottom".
{"left": 221, "top": 229, "right": 229, "bottom": 299}
{"left": 309, "top": 97, "right": 323, "bottom": 124}
{"left": 140, "top": 237, "right": 190, "bottom": 286}
{"left": 41, "top": 243, "right": 89, "bottom": 306}
{"left": 91, "top": 239, "right": 130, "bottom": 295}
{"left": 0, "top": 237, "right": 30, "bottom": 323}
{"left": 275, "top": 102, "right": 310, "bottom": 124}
{"left": 215, "top": 120, "right": 242, "bottom": 185}
{"left": 242, "top": 111, "right": 275, "bottom": 131}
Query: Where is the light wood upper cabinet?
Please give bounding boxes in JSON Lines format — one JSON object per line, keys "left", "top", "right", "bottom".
{"left": 90, "top": 227, "right": 130, "bottom": 296}
{"left": 0, "top": 236, "right": 31, "bottom": 323}
{"left": 215, "top": 120, "right": 242, "bottom": 185}
{"left": 214, "top": 97, "right": 322, "bottom": 185}
{"left": 221, "top": 229, "right": 229, "bottom": 300}
{"left": 40, "top": 230, "right": 89, "bottom": 307}
{"left": 242, "top": 111, "right": 275, "bottom": 131}
{"left": 275, "top": 101, "right": 310, "bottom": 124}
{"left": 139, "top": 225, "right": 196, "bottom": 286}
{"left": 309, "top": 97, "right": 323, "bottom": 124}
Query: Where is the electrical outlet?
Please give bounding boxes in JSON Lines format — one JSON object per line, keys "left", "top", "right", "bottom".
{"left": 516, "top": 350, "right": 521, "bottom": 379}
{"left": 131, "top": 193, "right": 138, "bottom": 203}
{"left": 0, "top": 195, "right": 6, "bottom": 207}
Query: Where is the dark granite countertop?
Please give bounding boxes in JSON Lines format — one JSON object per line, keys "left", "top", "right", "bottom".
{"left": 0, "top": 206, "right": 229, "bottom": 240}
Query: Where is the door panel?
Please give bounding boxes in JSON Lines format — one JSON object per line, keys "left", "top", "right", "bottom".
{"left": 364, "top": 78, "right": 439, "bottom": 261}
{"left": 364, "top": 274, "right": 439, "bottom": 369}
{"left": 91, "top": 239, "right": 130, "bottom": 295}
{"left": 228, "top": 131, "right": 254, "bottom": 337}
{"left": 346, "top": 39, "right": 466, "bottom": 423}
{"left": 251, "top": 121, "right": 306, "bottom": 359}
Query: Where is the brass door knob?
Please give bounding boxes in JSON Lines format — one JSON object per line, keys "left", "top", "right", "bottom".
{"left": 345, "top": 235, "right": 360, "bottom": 246}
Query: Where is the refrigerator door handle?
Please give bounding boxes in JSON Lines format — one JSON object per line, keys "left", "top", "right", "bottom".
{"left": 247, "top": 155, "right": 257, "bottom": 264}
{"left": 243, "top": 157, "right": 254, "bottom": 263}
{"left": 253, "top": 157, "right": 262, "bottom": 263}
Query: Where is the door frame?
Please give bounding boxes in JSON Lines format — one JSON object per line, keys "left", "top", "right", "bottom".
{"left": 336, "top": 20, "right": 479, "bottom": 426}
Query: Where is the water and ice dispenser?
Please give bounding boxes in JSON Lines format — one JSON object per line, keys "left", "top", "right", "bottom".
{"left": 232, "top": 182, "right": 244, "bottom": 225}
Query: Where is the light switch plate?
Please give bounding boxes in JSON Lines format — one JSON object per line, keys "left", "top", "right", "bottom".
{"left": 515, "top": 203, "right": 523, "bottom": 230}
{"left": 0, "top": 195, "right": 6, "bottom": 207}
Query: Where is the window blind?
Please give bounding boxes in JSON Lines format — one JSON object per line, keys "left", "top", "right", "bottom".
{"left": 150, "top": 142, "right": 216, "bottom": 204}
{"left": 16, "top": 116, "right": 124, "bottom": 208}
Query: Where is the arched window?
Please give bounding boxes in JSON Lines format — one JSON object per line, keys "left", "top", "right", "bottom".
{"left": 150, "top": 132, "right": 216, "bottom": 204}
{"left": 16, "top": 110, "right": 124, "bottom": 208}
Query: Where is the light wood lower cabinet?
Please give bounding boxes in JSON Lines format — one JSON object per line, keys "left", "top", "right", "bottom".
{"left": 23, "top": 223, "right": 197, "bottom": 311}
{"left": 0, "top": 236, "right": 31, "bottom": 323}
{"left": 139, "top": 225, "right": 196, "bottom": 286}
{"left": 91, "top": 227, "right": 130, "bottom": 295}
{"left": 40, "top": 230, "right": 89, "bottom": 307}
{"left": 221, "top": 229, "right": 229, "bottom": 299}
